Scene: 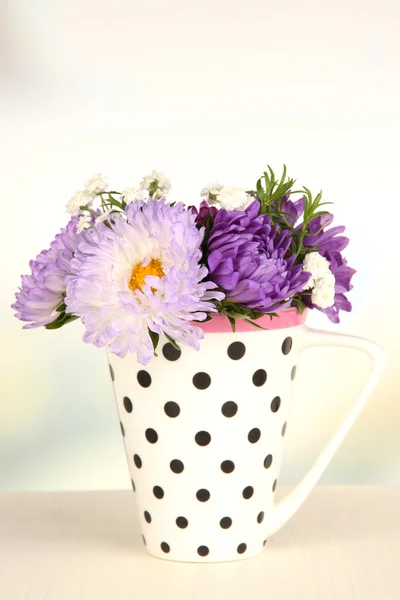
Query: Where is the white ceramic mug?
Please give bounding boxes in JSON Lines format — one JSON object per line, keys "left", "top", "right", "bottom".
{"left": 108, "top": 309, "right": 383, "bottom": 563}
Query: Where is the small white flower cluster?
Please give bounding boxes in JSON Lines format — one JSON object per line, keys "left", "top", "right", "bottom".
{"left": 303, "top": 252, "right": 336, "bottom": 308}
{"left": 120, "top": 187, "right": 148, "bottom": 203}
{"left": 68, "top": 171, "right": 173, "bottom": 234}
{"left": 200, "top": 183, "right": 223, "bottom": 199}
{"left": 66, "top": 174, "right": 108, "bottom": 217}
{"left": 76, "top": 214, "right": 91, "bottom": 233}
{"left": 140, "top": 170, "right": 172, "bottom": 198}
{"left": 201, "top": 183, "right": 252, "bottom": 211}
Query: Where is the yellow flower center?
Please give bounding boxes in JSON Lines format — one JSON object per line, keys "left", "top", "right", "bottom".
{"left": 129, "top": 258, "right": 165, "bottom": 293}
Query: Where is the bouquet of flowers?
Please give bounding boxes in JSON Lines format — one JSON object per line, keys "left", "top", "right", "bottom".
{"left": 13, "top": 166, "right": 355, "bottom": 364}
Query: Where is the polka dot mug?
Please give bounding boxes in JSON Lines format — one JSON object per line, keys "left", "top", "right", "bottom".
{"left": 108, "top": 308, "right": 383, "bottom": 563}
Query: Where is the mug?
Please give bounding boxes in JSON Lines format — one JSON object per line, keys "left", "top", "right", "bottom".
{"left": 108, "top": 308, "right": 383, "bottom": 562}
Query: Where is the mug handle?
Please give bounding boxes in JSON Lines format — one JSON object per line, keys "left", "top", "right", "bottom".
{"left": 266, "top": 326, "right": 384, "bottom": 538}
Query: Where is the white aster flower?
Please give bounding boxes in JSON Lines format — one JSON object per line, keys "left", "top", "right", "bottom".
{"left": 211, "top": 185, "right": 252, "bottom": 211}
{"left": 85, "top": 173, "right": 108, "bottom": 195}
{"left": 66, "top": 191, "right": 94, "bottom": 216}
{"left": 200, "top": 182, "right": 223, "bottom": 199}
{"left": 121, "top": 187, "right": 148, "bottom": 203}
{"left": 311, "top": 273, "right": 336, "bottom": 308}
{"left": 65, "top": 199, "right": 224, "bottom": 364}
{"left": 76, "top": 214, "right": 91, "bottom": 233}
{"left": 140, "top": 170, "right": 172, "bottom": 197}
{"left": 302, "top": 251, "right": 332, "bottom": 289}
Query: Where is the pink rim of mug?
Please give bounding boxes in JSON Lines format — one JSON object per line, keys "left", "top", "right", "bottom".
{"left": 194, "top": 308, "right": 308, "bottom": 333}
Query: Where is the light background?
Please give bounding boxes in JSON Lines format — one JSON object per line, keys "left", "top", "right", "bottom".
{"left": 0, "top": 0, "right": 399, "bottom": 491}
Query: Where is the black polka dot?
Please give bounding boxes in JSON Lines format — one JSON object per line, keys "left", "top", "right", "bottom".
{"left": 291, "top": 366, "right": 297, "bottom": 380}
{"left": 220, "top": 460, "right": 235, "bottom": 473}
{"left": 221, "top": 401, "right": 238, "bottom": 418}
{"left": 248, "top": 428, "right": 261, "bottom": 443}
{"left": 282, "top": 422, "right": 287, "bottom": 437}
{"left": 282, "top": 337, "right": 293, "bottom": 355}
{"left": 242, "top": 486, "right": 254, "bottom": 499}
{"left": 123, "top": 396, "right": 133, "bottom": 413}
{"left": 196, "top": 488, "right": 210, "bottom": 502}
{"left": 133, "top": 454, "right": 142, "bottom": 469}
{"left": 252, "top": 369, "right": 267, "bottom": 387}
{"left": 120, "top": 421, "right": 125, "bottom": 437}
{"left": 162, "top": 343, "right": 181, "bottom": 361}
{"left": 271, "top": 396, "right": 281, "bottom": 413}
{"left": 164, "top": 401, "right": 180, "bottom": 418}
{"left": 263, "top": 539, "right": 267, "bottom": 547}
{"left": 131, "top": 479, "right": 136, "bottom": 492}
{"left": 193, "top": 372, "right": 211, "bottom": 390}
{"left": 220, "top": 517, "right": 232, "bottom": 529}
{"left": 161, "top": 542, "right": 170, "bottom": 553}
{"left": 144, "top": 510, "right": 151, "bottom": 523}
{"left": 197, "top": 545, "right": 209, "bottom": 557}
{"left": 272, "top": 479, "right": 278, "bottom": 492}
{"left": 109, "top": 364, "right": 115, "bottom": 381}
{"left": 145, "top": 428, "right": 158, "bottom": 443}
{"left": 257, "top": 511, "right": 264, "bottom": 524}
{"left": 237, "top": 543, "right": 247, "bottom": 554}
{"left": 264, "top": 454, "right": 273, "bottom": 469}
{"left": 137, "top": 370, "right": 151, "bottom": 388}
{"left": 170, "top": 459, "right": 184, "bottom": 474}
{"left": 176, "top": 516, "right": 188, "bottom": 529}
{"left": 142, "top": 535, "right": 146, "bottom": 546}
{"left": 195, "top": 431, "right": 211, "bottom": 446}
{"left": 227, "top": 341, "right": 246, "bottom": 360}
{"left": 153, "top": 486, "right": 164, "bottom": 499}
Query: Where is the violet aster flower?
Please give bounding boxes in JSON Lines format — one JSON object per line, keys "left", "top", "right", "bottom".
{"left": 65, "top": 199, "right": 224, "bottom": 364}
{"left": 206, "top": 200, "right": 310, "bottom": 313}
{"left": 301, "top": 213, "right": 356, "bottom": 322}
{"left": 13, "top": 217, "right": 81, "bottom": 328}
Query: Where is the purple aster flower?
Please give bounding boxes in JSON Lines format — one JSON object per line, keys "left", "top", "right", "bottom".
{"left": 206, "top": 200, "right": 310, "bottom": 313}
{"left": 301, "top": 213, "right": 356, "bottom": 323}
{"left": 65, "top": 199, "right": 224, "bottom": 364}
{"left": 189, "top": 200, "right": 219, "bottom": 226}
{"left": 12, "top": 217, "right": 81, "bottom": 328}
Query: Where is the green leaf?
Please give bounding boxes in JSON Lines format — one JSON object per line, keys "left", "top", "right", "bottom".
{"left": 55, "top": 301, "right": 66, "bottom": 312}
{"left": 278, "top": 164, "right": 287, "bottom": 188}
{"left": 310, "top": 191, "right": 323, "bottom": 211}
{"left": 164, "top": 333, "right": 181, "bottom": 351}
{"left": 102, "top": 194, "right": 125, "bottom": 210}
{"left": 309, "top": 210, "right": 330, "bottom": 219}
{"left": 245, "top": 309, "right": 266, "bottom": 320}
{"left": 243, "top": 318, "right": 266, "bottom": 330}
{"left": 256, "top": 178, "right": 265, "bottom": 202}
{"left": 148, "top": 329, "right": 160, "bottom": 354}
{"left": 45, "top": 313, "right": 79, "bottom": 330}
{"left": 227, "top": 315, "right": 236, "bottom": 333}
{"left": 290, "top": 294, "right": 307, "bottom": 315}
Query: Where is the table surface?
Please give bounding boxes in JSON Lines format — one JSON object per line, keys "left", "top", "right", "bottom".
{"left": 0, "top": 487, "right": 399, "bottom": 600}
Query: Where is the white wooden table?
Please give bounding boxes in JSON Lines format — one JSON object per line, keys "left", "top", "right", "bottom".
{"left": 0, "top": 487, "right": 399, "bottom": 599}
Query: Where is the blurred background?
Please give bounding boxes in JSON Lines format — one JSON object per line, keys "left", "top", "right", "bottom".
{"left": 0, "top": 0, "right": 399, "bottom": 491}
